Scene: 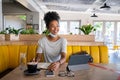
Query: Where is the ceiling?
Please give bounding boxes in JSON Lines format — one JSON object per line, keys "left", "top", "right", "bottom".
{"left": 36, "top": 0, "right": 120, "bottom": 14}
{"left": 4, "top": 0, "right": 120, "bottom": 14}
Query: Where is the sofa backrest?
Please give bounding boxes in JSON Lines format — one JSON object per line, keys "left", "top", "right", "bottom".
{"left": 0, "top": 45, "right": 108, "bottom": 73}
{"left": 67, "top": 46, "right": 108, "bottom": 63}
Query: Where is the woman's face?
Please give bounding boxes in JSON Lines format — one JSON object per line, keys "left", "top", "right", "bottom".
{"left": 48, "top": 20, "right": 59, "bottom": 35}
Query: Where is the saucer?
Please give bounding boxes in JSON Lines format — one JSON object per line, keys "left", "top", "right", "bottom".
{"left": 24, "top": 69, "right": 40, "bottom": 75}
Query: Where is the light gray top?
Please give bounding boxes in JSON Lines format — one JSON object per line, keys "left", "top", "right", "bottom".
{"left": 37, "top": 36, "right": 67, "bottom": 63}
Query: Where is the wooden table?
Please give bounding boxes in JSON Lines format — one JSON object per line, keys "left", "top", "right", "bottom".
{"left": 1, "top": 63, "right": 120, "bottom": 80}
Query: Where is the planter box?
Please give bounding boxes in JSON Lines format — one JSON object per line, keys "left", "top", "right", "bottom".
{"left": 60, "top": 35, "right": 95, "bottom": 42}
{"left": 5, "top": 34, "right": 19, "bottom": 41}
{"left": 19, "top": 34, "right": 42, "bottom": 41}
{"left": 0, "top": 34, "right": 5, "bottom": 41}
{"left": 20, "top": 34, "right": 95, "bottom": 42}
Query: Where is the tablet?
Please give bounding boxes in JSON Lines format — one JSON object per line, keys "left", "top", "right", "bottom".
{"left": 67, "top": 55, "right": 90, "bottom": 71}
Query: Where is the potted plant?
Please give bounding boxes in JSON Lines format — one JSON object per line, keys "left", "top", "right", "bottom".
{"left": 74, "top": 24, "right": 96, "bottom": 41}
{"left": 0, "top": 30, "right": 6, "bottom": 41}
{"left": 19, "top": 28, "right": 41, "bottom": 41}
{"left": 20, "top": 28, "right": 38, "bottom": 34}
{"left": 79, "top": 24, "right": 96, "bottom": 35}
{"left": 0, "top": 27, "right": 23, "bottom": 41}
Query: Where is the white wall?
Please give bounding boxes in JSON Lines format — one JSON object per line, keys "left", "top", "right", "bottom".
{"left": 26, "top": 12, "right": 42, "bottom": 33}
{"left": 26, "top": 12, "right": 39, "bottom": 24}
{"left": 0, "top": 0, "right": 2, "bottom": 31}
{"left": 39, "top": 12, "right": 44, "bottom": 34}
{"left": 4, "top": 16, "right": 26, "bottom": 29}
{"left": 3, "top": 3, "right": 42, "bottom": 32}
{"left": 3, "top": 3, "right": 31, "bottom": 14}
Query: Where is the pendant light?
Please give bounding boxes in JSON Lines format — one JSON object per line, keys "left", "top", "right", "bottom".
{"left": 91, "top": 8, "right": 98, "bottom": 17}
{"left": 91, "top": 13, "right": 98, "bottom": 17}
{"left": 100, "top": 3, "right": 111, "bottom": 9}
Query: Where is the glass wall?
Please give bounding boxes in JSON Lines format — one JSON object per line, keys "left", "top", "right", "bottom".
{"left": 104, "top": 22, "right": 115, "bottom": 48}
{"left": 117, "top": 22, "right": 120, "bottom": 42}
{"left": 41, "top": 20, "right": 81, "bottom": 34}
{"left": 94, "top": 22, "right": 103, "bottom": 41}
{"left": 69, "top": 21, "right": 80, "bottom": 35}
{"left": 94, "top": 21, "right": 120, "bottom": 49}
{"left": 59, "top": 21, "right": 68, "bottom": 34}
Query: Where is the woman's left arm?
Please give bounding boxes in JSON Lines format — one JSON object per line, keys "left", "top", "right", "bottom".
{"left": 58, "top": 52, "right": 66, "bottom": 65}
{"left": 48, "top": 52, "right": 66, "bottom": 71}
{"left": 59, "top": 38, "right": 67, "bottom": 64}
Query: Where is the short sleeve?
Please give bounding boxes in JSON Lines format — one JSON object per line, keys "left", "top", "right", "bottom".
{"left": 61, "top": 38, "right": 67, "bottom": 53}
{"left": 36, "top": 39, "right": 43, "bottom": 54}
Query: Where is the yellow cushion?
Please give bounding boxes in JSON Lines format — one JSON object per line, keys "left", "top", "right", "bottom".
{"left": 19, "top": 45, "right": 28, "bottom": 53}
{"left": 113, "top": 45, "right": 120, "bottom": 50}
{"left": 66, "top": 46, "right": 73, "bottom": 62}
{"left": 72, "top": 46, "right": 81, "bottom": 54}
{"left": 90, "top": 46, "right": 100, "bottom": 63}
{"left": 81, "top": 46, "right": 90, "bottom": 54}
{"left": 0, "top": 46, "right": 9, "bottom": 73}
{"left": 99, "top": 46, "right": 108, "bottom": 63}
{"left": 8, "top": 45, "right": 20, "bottom": 68}
{"left": 27, "top": 45, "right": 37, "bottom": 62}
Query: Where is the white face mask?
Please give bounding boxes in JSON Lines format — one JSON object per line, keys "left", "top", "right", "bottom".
{"left": 49, "top": 33, "right": 57, "bottom": 38}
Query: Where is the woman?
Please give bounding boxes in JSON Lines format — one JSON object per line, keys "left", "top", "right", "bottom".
{"left": 35, "top": 11, "right": 67, "bottom": 71}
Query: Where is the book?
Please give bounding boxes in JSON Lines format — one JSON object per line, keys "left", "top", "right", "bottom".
{"left": 37, "top": 63, "right": 51, "bottom": 69}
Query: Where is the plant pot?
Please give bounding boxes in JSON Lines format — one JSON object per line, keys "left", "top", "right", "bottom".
{"left": 0, "top": 34, "right": 5, "bottom": 41}
{"left": 60, "top": 35, "right": 95, "bottom": 42}
{"left": 5, "top": 34, "right": 19, "bottom": 41}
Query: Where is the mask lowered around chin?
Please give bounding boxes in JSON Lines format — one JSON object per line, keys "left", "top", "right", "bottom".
{"left": 49, "top": 33, "right": 57, "bottom": 38}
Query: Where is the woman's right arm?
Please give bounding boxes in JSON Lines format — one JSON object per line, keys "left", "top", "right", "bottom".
{"left": 35, "top": 53, "right": 42, "bottom": 62}
{"left": 35, "top": 38, "right": 44, "bottom": 62}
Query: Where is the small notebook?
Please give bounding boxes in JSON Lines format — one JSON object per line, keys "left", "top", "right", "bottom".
{"left": 37, "top": 63, "right": 51, "bottom": 69}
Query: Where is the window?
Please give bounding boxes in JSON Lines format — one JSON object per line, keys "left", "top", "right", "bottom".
{"left": 93, "top": 21, "right": 120, "bottom": 49}
{"left": 59, "top": 21, "right": 68, "bottom": 34}
{"left": 41, "top": 20, "right": 46, "bottom": 33}
{"left": 4, "top": 15, "right": 26, "bottom": 29}
{"left": 94, "top": 22, "right": 103, "bottom": 41}
{"left": 70, "top": 21, "right": 80, "bottom": 34}
{"left": 104, "top": 22, "right": 115, "bottom": 48}
{"left": 117, "top": 22, "right": 120, "bottom": 42}
{"left": 41, "top": 20, "right": 81, "bottom": 34}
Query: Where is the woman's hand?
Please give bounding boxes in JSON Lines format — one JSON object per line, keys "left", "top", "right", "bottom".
{"left": 31, "top": 58, "right": 35, "bottom": 62}
{"left": 48, "top": 62, "right": 60, "bottom": 71}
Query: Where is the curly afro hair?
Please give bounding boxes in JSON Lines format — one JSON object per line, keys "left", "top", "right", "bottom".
{"left": 44, "top": 11, "right": 60, "bottom": 29}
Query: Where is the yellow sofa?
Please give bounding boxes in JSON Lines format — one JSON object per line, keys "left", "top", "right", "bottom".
{"left": 113, "top": 45, "right": 120, "bottom": 50}
{"left": 0, "top": 45, "right": 108, "bottom": 73}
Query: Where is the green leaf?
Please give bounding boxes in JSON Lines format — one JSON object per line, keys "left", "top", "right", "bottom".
{"left": 42, "top": 29, "right": 50, "bottom": 35}
{"left": 20, "top": 28, "right": 38, "bottom": 34}
{"left": 79, "top": 24, "right": 96, "bottom": 35}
